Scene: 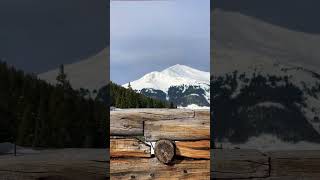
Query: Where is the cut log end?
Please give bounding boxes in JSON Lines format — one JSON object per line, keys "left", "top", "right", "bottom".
{"left": 155, "top": 140, "right": 175, "bottom": 164}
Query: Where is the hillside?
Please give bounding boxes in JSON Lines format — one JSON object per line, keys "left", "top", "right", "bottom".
{"left": 98, "top": 82, "right": 172, "bottom": 109}
{"left": 0, "top": 61, "right": 107, "bottom": 148}
{"left": 123, "top": 64, "right": 210, "bottom": 108}
{"left": 39, "top": 48, "right": 109, "bottom": 92}
{"left": 212, "top": 9, "right": 320, "bottom": 75}
{"left": 212, "top": 9, "right": 320, "bottom": 147}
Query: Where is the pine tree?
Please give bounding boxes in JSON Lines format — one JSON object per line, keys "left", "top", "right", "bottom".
{"left": 56, "top": 64, "right": 66, "bottom": 85}
{"left": 56, "top": 64, "right": 71, "bottom": 90}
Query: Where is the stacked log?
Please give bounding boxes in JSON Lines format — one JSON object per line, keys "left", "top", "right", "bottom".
{"left": 110, "top": 109, "right": 210, "bottom": 179}
{"left": 212, "top": 149, "right": 320, "bottom": 179}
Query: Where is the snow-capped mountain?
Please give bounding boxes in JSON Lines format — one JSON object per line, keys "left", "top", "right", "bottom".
{"left": 212, "top": 9, "right": 320, "bottom": 148}
{"left": 213, "top": 56, "right": 320, "bottom": 149}
{"left": 123, "top": 64, "right": 210, "bottom": 108}
{"left": 123, "top": 64, "right": 209, "bottom": 92}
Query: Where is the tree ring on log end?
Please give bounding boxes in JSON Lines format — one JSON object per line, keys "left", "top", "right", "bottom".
{"left": 155, "top": 139, "right": 175, "bottom": 164}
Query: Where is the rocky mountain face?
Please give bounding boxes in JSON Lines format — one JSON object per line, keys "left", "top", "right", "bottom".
{"left": 123, "top": 64, "right": 210, "bottom": 108}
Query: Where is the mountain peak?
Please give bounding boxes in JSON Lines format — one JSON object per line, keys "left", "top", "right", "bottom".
{"left": 123, "top": 64, "right": 209, "bottom": 92}
{"left": 169, "top": 64, "right": 184, "bottom": 68}
{"left": 165, "top": 64, "right": 192, "bottom": 71}
{"left": 122, "top": 64, "right": 210, "bottom": 108}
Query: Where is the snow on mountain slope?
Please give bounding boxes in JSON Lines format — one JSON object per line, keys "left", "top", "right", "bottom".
{"left": 212, "top": 9, "right": 320, "bottom": 145}
{"left": 212, "top": 9, "right": 320, "bottom": 75}
{"left": 38, "top": 48, "right": 109, "bottom": 91}
{"left": 123, "top": 64, "right": 209, "bottom": 92}
{"left": 122, "top": 64, "right": 210, "bottom": 107}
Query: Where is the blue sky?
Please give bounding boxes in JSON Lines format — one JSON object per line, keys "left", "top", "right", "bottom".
{"left": 111, "top": 0, "right": 210, "bottom": 85}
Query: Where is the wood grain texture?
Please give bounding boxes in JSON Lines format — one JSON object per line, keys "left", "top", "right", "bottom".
{"left": 111, "top": 109, "right": 195, "bottom": 121}
{"left": 110, "top": 118, "right": 143, "bottom": 136}
{"left": 110, "top": 109, "right": 210, "bottom": 179}
{"left": 268, "top": 150, "right": 320, "bottom": 178}
{"left": 144, "top": 118, "right": 210, "bottom": 141}
{"left": 0, "top": 149, "right": 108, "bottom": 180}
{"left": 155, "top": 140, "right": 175, "bottom": 164}
{"left": 110, "top": 109, "right": 198, "bottom": 136}
{"left": 110, "top": 158, "right": 210, "bottom": 180}
{"left": 211, "top": 149, "right": 269, "bottom": 179}
{"left": 110, "top": 138, "right": 151, "bottom": 158}
{"left": 110, "top": 109, "right": 210, "bottom": 136}
{"left": 194, "top": 110, "right": 210, "bottom": 119}
{"left": 175, "top": 140, "right": 210, "bottom": 159}
{"left": 211, "top": 149, "right": 320, "bottom": 179}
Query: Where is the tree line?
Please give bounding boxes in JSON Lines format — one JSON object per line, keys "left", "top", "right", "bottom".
{"left": 108, "top": 82, "right": 174, "bottom": 108}
{"left": 212, "top": 71, "right": 320, "bottom": 143}
{"left": 0, "top": 61, "right": 107, "bottom": 148}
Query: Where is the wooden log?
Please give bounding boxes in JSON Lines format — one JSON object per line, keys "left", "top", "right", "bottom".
{"left": 110, "top": 138, "right": 151, "bottom": 158}
{"left": 111, "top": 108, "right": 195, "bottom": 121}
{"left": 268, "top": 150, "right": 320, "bottom": 178}
{"left": 212, "top": 149, "right": 269, "bottom": 179}
{"left": 144, "top": 118, "right": 210, "bottom": 141}
{"left": 175, "top": 140, "right": 210, "bottom": 159}
{"left": 155, "top": 140, "right": 175, "bottom": 164}
{"left": 110, "top": 158, "right": 210, "bottom": 180}
{"left": 110, "top": 109, "right": 209, "bottom": 136}
{"left": 110, "top": 119, "right": 143, "bottom": 136}
{"left": 0, "top": 149, "right": 108, "bottom": 180}
{"left": 194, "top": 110, "right": 210, "bottom": 119}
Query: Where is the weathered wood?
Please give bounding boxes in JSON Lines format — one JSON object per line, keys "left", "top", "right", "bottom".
{"left": 110, "top": 158, "right": 210, "bottom": 180}
{"left": 111, "top": 108, "right": 195, "bottom": 121}
{"left": 110, "top": 109, "right": 196, "bottom": 136}
{"left": 0, "top": 149, "right": 108, "bottom": 180}
{"left": 110, "top": 109, "right": 209, "bottom": 136}
{"left": 268, "top": 150, "right": 320, "bottom": 178}
{"left": 110, "top": 119, "right": 143, "bottom": 136}
{"left": 144, "top": 118, "right": 210, "bottom": 141}
{"left": 155, "top": 140, "right": 175, "bottom": 164}
{"left": 211, "top": 149, "right": 269, "bottom": 179}
{"left": 194, "top": 110, "right": 210, "bottom": 119}
{"left": 110, "top": 109, "right": 210, "bottom": 179}
{"left": 175, "top": 140, "right": 210, "bottom": 159}
{"left": 264, "top": 176, "right": 320, "bottom": 180}
{"left": 110, "top": 138, "right": 151, "bottom": 158}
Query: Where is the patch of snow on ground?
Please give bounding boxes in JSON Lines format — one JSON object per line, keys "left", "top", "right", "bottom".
{"left": 178, "top": 104, "right": 210, "bottom": 110}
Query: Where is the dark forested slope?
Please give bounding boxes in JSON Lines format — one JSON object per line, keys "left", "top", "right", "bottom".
{"left": 98, "top": 82, "right": 173, "bottom": 109}
{"left": 0, "top": 61, "right": 107, "bottom": 148}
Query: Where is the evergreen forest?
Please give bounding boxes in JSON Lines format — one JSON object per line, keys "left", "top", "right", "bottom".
{"left": 0, "top": 61, "right": 107, "bottom": 148}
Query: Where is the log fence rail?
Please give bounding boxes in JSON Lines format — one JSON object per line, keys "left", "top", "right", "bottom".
{"left": 110, "top": 108, "right": 210, "bottom": 179}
